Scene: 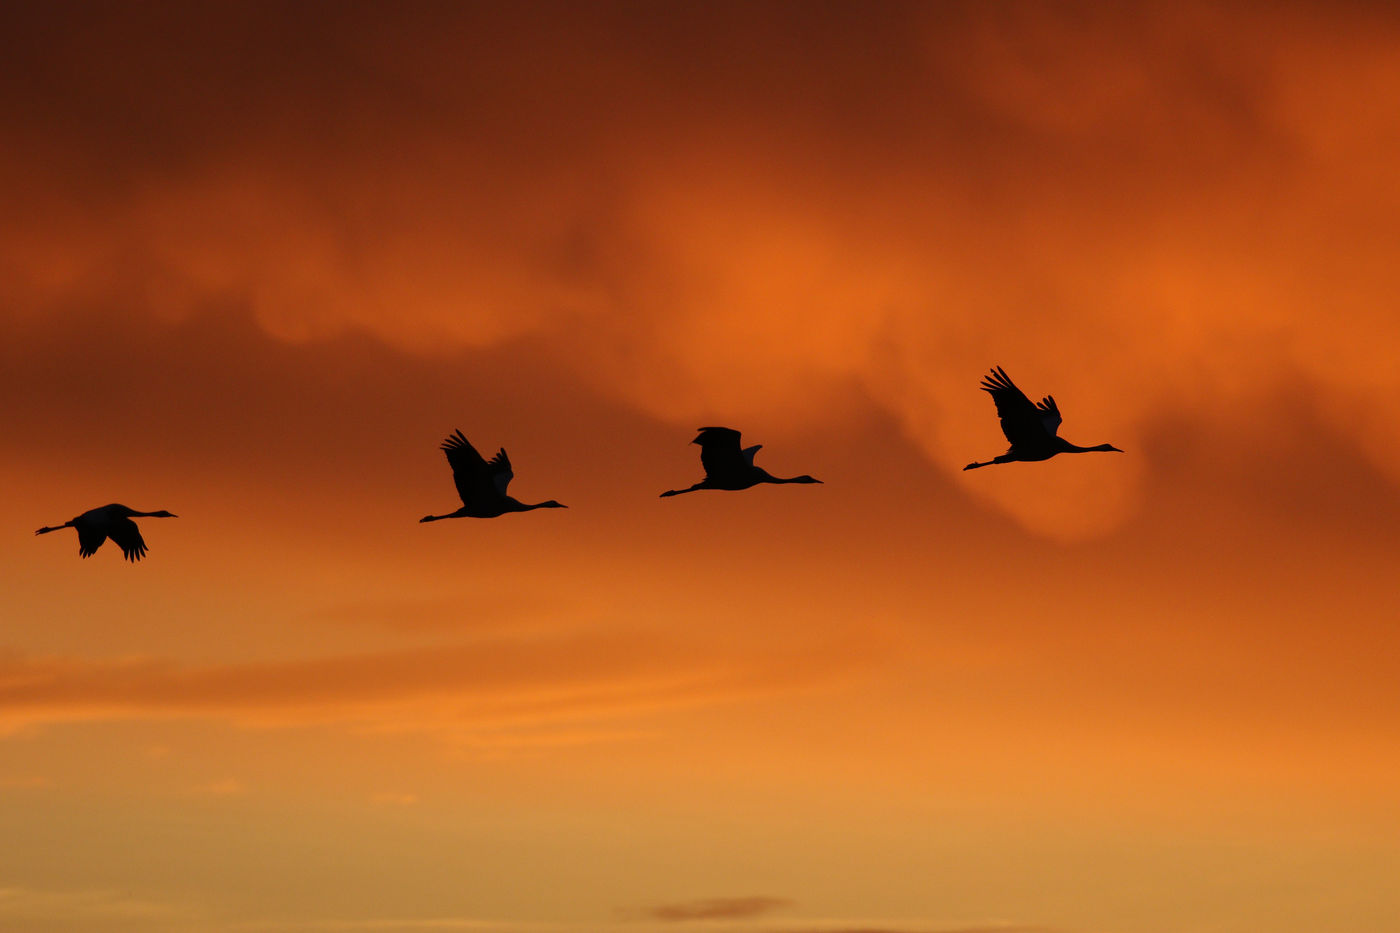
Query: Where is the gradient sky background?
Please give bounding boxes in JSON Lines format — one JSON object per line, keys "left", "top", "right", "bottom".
{"left": 3, "top": 2, "right": 1400, "bottom": 931}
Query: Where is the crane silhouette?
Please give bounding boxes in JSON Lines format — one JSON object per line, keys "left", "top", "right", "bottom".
{"left": 660, "top": 427, "right": 822, "bottom": 497}
{"left": 419, "top": 429, "right": 566, "bottom": 521}
{"left": 34, "top": 503, "right": 178, "bottom": 562}
{"left": 964, "top": 367, "right": 1122, "bottom": 470}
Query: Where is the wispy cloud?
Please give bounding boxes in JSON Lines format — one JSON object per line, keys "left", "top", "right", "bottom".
{"left": 233, "top": 918, "right": 572, "bottom": 931}
{"left": 770, "top": 926, "right": 1056, "bottom": 933}
{"left": 0, "top": 883, "right": 204, "bottom": 931}
{"left": 0, "top": 774, "right": 50, "bottom": 789}
{"left": 307, "top": 594, "right": 575, "bottom": 634}
{"left": 194, "top": 778, "right": 248, "bottom": 796}
{"left": 643, "top": 896, "right": 793, "bottom": 921}
{"left": 0, "top": 630, "right": 869, "bottom": 737}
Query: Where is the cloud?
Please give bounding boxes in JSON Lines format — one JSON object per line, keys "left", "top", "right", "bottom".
{"left": 0, "top": 629, "right": 868, "bottom": 736}
{"left": 771, "top": 928, "right": 1053, "bottom": 933}
{"left": 0, "top": 883, "right": 201, "bottom": 931}
{"left": 770, "top": 927, "right": 1054, "bottom": 933}
{"left": 308, "top": 595, "right": 575, "bottom": 634}
{"left": 0, "top": 775, "right": 50, "bottom": 789}
{"left": 231, "top": 919, "right": 567, "bottom": 931}
{"left": 7, "top": 1, "right": 1400, "bottom": 540}
{"left": 645, "top": 896, "right": 792, "bottom": 921}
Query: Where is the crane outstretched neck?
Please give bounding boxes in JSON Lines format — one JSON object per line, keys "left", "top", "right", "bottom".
{"left": 34, "top": 521, "right": 74, "bottom": 535}
{"left": 1058, "top": 441, "right": 1123, "bottom": 454}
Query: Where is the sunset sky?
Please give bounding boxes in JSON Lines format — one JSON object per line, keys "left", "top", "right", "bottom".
{"left": 4, "top": 2, "right": 1400, "bottom": 931}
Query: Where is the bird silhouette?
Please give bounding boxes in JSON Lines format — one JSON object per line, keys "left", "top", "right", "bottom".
{"left": 419, "top": 429, "right": 566, "bottom": 521}
{"left": 964, "top": 366, "right": 1122, "bottom": 470}
{"left": 660, "top": 427, "right": 822, "bottom": 497}
{"left": 34, "top": 503, "right": 178, "bottom": 562}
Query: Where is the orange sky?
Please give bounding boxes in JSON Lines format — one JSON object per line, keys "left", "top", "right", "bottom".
{"left": 3, "top": 3, "right": 1399, "bottom": 932}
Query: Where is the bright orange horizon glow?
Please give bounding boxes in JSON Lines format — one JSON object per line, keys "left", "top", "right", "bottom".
{"left": 3, "top": 3, "right": 1399, "bottom": 932}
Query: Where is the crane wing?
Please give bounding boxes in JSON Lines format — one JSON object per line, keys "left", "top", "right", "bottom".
{"left": 76, "top": 523, "right": 107, "bottom": 558}
{"left": 980, "top": 367, "right": 1058, "bottom": 446}
{"left": 489, "top": 448, "right": 514, "bottom": 495}
{"left": 440, "top": 430, "right": 497, "bottom": 507}
{"left": 1036, "top": 394, "right": 1062, "bottom": 436}
{"left": 108, "top": 517, "right": 148, "bottom": 562}
{"left": 694, "top": 426, "right": 748, "bottom": 481}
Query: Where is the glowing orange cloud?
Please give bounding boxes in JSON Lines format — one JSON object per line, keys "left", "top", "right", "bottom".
{"left": 8, "top": 4, "right": 1400, "bottom": 538}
